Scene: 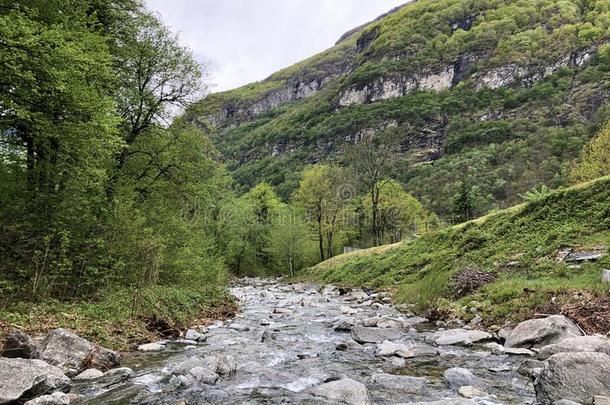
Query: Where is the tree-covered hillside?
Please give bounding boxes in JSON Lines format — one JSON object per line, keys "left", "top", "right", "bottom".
{"left": 188, "top": 0, "right": 610, "bottom": 222}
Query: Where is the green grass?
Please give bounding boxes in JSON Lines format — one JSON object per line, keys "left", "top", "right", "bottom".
{"left": 0, "top": 284, "right": 236, "bottom": 351}
{"left": 305, "top": 176, "right": 610, "bottom": 325}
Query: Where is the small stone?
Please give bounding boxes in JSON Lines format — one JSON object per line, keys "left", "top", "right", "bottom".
{"left": 137, "top": 342, "right": 166, "bottom": 352}
{"left": 458, "top": 385, "right": 486, "bottom": 399}
{"left": 73, "top": 368, "right": 104, "bottom": 380}
{"left": 444, "top": 367, "right": 483, "bottom": 390}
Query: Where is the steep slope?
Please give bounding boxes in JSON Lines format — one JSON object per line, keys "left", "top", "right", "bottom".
{"left": 305, "top": 176, "right": 610, "bottom": 329}
{"left": 187, "top": 0, "right": 610, "bottom": 220}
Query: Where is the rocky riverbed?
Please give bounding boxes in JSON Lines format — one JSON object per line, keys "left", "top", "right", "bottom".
{"left": 3, "top": 278, "right": 610, "bottom": 404}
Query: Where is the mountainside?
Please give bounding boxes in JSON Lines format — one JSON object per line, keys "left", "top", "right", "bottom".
{"left": 188, "top": 0, "right": 610, "bottom": 220}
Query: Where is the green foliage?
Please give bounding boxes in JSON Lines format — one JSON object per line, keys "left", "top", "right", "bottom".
{"left": 519, "top": 184, "right": 553, "bottom": 202}
{"left": 571, "top": 122, "right": 610, "bottom": 182}
{"left": 305, "top": 176, "right": 610, "bottom": 322}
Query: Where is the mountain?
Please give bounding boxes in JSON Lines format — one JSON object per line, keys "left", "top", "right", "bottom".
{"left": 187, "top": 0, "right": 610, "bottom": 221}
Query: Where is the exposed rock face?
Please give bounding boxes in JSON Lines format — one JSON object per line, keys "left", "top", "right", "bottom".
{"left": 1, "top": 330, "right": 39, "bottom": 359}
{"left": 538, "top": 335, "right": 610, "bottom": 360}
{"left": 339, "top": 66, "right": 455, "bottom": 107}
{"left": 504, "top": 315, "right": 582, "bottom": 349}
{"left": 534, "top": 352, "right": 610, "bottom": 404}
{"left": 38, "top": 328, "right": 120, "bottom": 376}
{"left": 0, "top": 358, "right": 71, "bottom": 404}
{"left": 312, "top": 378, "right": 372, "bottom": 405}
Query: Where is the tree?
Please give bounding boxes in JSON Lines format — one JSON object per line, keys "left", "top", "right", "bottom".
{"left": 347, "top": 128, "right": 401, "bottom": 246}
{"left": 269, "top": 205, "right": 309, "bottom": 277}
{"left": 452, "top": 182, "right": 474, "bottom": 224}
{"left": 294, "top": 165, "right": 350, "bottom": 261}
{"left": 367, "top": 180, "right": 435, "bottom": 244}
{"left": 571, "top": 122, "right": 610, "bottom": 183}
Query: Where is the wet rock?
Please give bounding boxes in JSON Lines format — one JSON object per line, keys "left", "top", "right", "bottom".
{"left": 504, "top": 347, "right": 534, "bottom": 356}
{"left": 484, "top": 342, "right": 505, "bottom": 355}
{"left": 351, "top": 325, "right": 402, "bottom": 343}
{"left": 398, "top": 400, "right": 478, "bottom": 405}
{"left": 444, "top": 367, "right": 483, "bottom": 390}
{"left": 168, "top": 375, "right": 189, "bottom": 389}
{"left": 261, "top": 329, "right": 274, "bottom": 342}
{"left": 426, "top": 329, "right": 491, "bottom": 346}
{"left": 376, "top": 318, "right": 406, "bottom": 330}
{"left": 184, "top": 329, "right": 205, "bottom": 342}
{"left": 102, "top": 367, "right": 135, "bottom": 381}
{"left": 396, "top": 344, "right": 439, "bottom": 358}
{"left": 73, "top": 368, "right": 104, "bottom": 380}
{"left": 594, "top": 397, "right": 610, "bottom": 405}
{"left": 206, "top": 354, "right": 237, "bottom": 376}
{"left": 312, "top": 378, "right": 372, "bottom": 405}
{"left": 334, "top": 318, "right": 356, "bottom": 331}
{"left": 534, "top": 352, "right": 610, "bottom": 404}
{"left": 340, "top": 305, "right": 359, "bottom": 315}
{"left": 554, "top": 401, "right": 583, "bottom": 405}
{"left": 362, "top": 317, "right": 382, "bottom": 327}
{"left": 345, "top": 291, "right": 369, "bottom": 302}
{"left": 38, "top": 328, "right": 120, "bottom": 376}
{"left": 0, "top": 358, "right": 71, "bottom": 404}
{"left": 375, "top": 340, "right": 411, "bottom": 357}
{"left": 188, "top": 367, "right": 219, "bottom": 385}
{"left": 517, "top": 359, "right": 545, "bottom": 380}
{"left": 138, "top": 342, "right": 166, "bottom": 352}
{"left": 336, "top": 339, "right": 362, "bottom": 351}
{"left": 404, "top": 316, "right": 428, "bottom": 327}
{"left": 371, "top": 373, "right": 427, "bottom": 395}
{"left": 388, "top": 356, "right": 406, "bottom": 368}
{"left": 273, "top": 307, "right": 293, "bottom": 314}
{"left": 173, "top": 357, "right": 209, "bottom": 375}
{"left": 23, "top": 392, "right": 70, "bottom": 405}
{"left": 458, "top": 385, "right": 486, "bottom": 399}
{"left": 505, "top": 315, "right": 582, "bottom": 349}
{"left": 228, "top": 323, "right": 250, "bottom": 332}
{"left": 1, "top": 330, "right": 39, "bottom": 359}
{"left": 538, "top": 335, "right": 610, "bottom": 360}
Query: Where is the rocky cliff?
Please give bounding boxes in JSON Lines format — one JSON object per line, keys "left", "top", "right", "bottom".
{"left": 187, "top": 0, "right": 610, "bottom": 219}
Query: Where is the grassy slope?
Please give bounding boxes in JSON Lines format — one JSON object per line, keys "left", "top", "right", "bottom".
{"left": 305, "top": 176, "right": 610, "bottom": 327}
{"left": 0, "top": 285, "right": 236, "bottom": 351}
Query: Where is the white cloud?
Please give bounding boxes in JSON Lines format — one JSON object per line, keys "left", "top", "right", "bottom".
{"left": 144, "top": 0, "right": 407, "bottom": 92}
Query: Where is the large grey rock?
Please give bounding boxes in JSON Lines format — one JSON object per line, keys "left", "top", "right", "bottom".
{"left": 370, "top": 373, "right": 427, "bottom": 395}
{"left": 426, "top": 329, "right": 491, "bottom": 346}
{"left": 534, "top": 352, "right": 610, "bottom": 404}
{"left": 443, "top": 368, "right": 483, "bottom": 390}
{"left": 396, "top": 344, "right": 439, "bottom": 358}
{"left": 1, "top": 330, "right": 39, "bottom": 359}
{"left": 0, "top": 358, "right": 71, "bottom": 404}
{"left": 39, "top": 328, "right": 120, "bottom": 376}
{"left": 187, "top": 367, "right": 219, "bottom": 385}
{"left": 313, "top": 378, "right": 371, "bottom": 405}
{"left": 351, "top": 325, "right": 402, "bottom": 343}
{"left": 538, "top": 335, "right": 610, "bottom": 360}
{"left": 23, "top": 392, "right": 70, "bottom": 405}
{"left": 505, "top": 315, "right": 582, "bottom": 349}
{"left": 375, "top": 340, "right": 411, "bottom": 357}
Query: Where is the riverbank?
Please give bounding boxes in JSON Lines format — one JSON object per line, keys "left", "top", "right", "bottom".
{"left": 5, "top": 278, "right": 610, "bottom": 404}
{"left": 0, "top": 284, "right": 237, "bottom": 351}
{"left": 303, "top": 176, "right": 610, "bottom": 332}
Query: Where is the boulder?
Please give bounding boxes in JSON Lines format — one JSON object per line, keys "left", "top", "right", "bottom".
{"left": 23, "top": 392, "right": 70, "bottom": 405}
{"left": 351, "top": 325, "right": 402, "bottom": 343}
{"left": 73, "top": 368, "right": 104, "bottom": 380}
{"left": 505, "top": 315, "right": 582, "bottom": 349}
{"left": 0, "top": 358, "right": 71, "bottom": 404}
{"left": 426, "top": 329, "right": 491, "bottom": 346}
{"left": 313, "top": 378, "right": 371, "bottom": 405}
{"left": 444, "top": 368, "right": 483, "bottom": 390}
{"left": 333, "top": 318, "right": 356, "bottom": 332}
{"left": 534, "top": 352, "right": 610, "bottom": 404}
{"left": 517, "top": 359, "right": 545, "bottom": 380}
{"left": 1, "top": 330, "right": 39, "bottom": 359}
{"left": 187, "top": 367, "right": 219, "bottom": 385}
{"left": 39, "top": 329, "right": 120, "bottom": 375}
{"left": 336, "top": 339, "right": 362, "bottom": 352}
{"left": 370, "top": 373, "right": 427, "bottom": 395}
{"left": 204, "top": 354, "right": 237, "bottom": 376}
{"left": 538, "top": 335, "right": 610, "bottom": 360}
{"left": 184, "top": 329, "right": 204, "bottom": 342}
{"left": 376, "top": 319, "right": 406, "bottom": 330}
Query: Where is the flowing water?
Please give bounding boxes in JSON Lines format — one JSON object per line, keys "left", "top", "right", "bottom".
{"left": 72, "top": 278, "right": 536, "bottom": 404}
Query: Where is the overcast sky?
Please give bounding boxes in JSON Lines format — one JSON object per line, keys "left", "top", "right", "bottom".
{"left": 144, "top": 0, "right": 406, "bottom": 93}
